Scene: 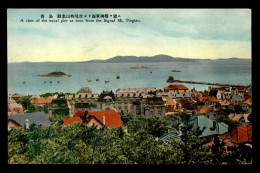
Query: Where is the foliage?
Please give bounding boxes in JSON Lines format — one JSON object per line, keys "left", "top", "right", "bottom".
{"left": 52, "top": 108, "right": 69, "bottom": 116}
{"left": 216, "top": 115, "right": 241, "bottom": 129}
{"left": 8, "top": 112, "right": 252, "bottom": 164}
{"left": 40, "top": 92, "right": 59, "bottom": 98}
{"left": 16, "top": 96, "right": 31, "bottom": 110}
{"left": 173, "top": 112, "right": 212, "bottom": 164}
{"left": 48, "top": 71, "right": 66, "bottom": 75}
{"left": 27, "top": 104, "right": 43, "bottom": 113}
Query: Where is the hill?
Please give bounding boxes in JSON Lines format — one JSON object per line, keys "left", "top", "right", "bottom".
{"left": 82, "top": 54, "right": 250, "bottom": 63}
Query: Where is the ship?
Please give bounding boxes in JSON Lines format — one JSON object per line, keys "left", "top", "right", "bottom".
{"left": 130, "top": 65, "right": 150, "bottom": 69}
{"left": 171, "top": 70, "right": 182, "bottom": 72}
{"left": 116, "top": 73, "right": 120, "bottom": 79}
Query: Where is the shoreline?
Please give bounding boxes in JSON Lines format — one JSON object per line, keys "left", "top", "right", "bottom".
{"left": 35, "top": 74, "right": 72, "bottom": 77}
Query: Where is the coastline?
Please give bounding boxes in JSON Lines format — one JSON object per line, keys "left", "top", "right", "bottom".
{"left": 35, "top": 74, "right": 72, "bottom": 77}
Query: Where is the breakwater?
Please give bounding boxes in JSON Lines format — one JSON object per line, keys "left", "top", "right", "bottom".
{"left": 172, "top": 80, "right": 250, "bottom": 88}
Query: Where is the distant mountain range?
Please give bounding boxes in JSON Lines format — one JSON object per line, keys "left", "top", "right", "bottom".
{"left": 82, "top": 54, "right": 251, "bottom": 63}
{"left": 9, "top": 54, "right": 251, "bottom": 63}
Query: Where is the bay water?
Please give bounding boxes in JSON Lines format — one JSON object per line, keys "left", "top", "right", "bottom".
{"left": 7, "top": 61, "right": 251, "bottom": 96}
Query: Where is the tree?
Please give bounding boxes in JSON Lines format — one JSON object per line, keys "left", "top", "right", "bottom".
{"left": 16, "top": 96, "right": 31, "bottom": 110}
{"left": 173, "top": 112, "right": 212, "bottom": 164}
{"left": 27, "top": 104, "right": 38, "bottom": 113}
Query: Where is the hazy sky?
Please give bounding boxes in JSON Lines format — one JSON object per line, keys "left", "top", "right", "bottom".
{"left": 7, "top": 8, "right": 251, "bottom": 62}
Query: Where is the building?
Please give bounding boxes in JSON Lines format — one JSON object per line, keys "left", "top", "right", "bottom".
{"left": 76, "top": 87, "right": 93, "bottom": 95}
{"left": 218, "top": 100, "right": 231, "bottom": 109}
{"left": 115, "top": 88, "right": 155, "bottom": 115}
{"left": 241, "top": 99, "right": 252, "bottom": 111}
{"left": 8, "top": 107, "right": 12, "bottom": 115}
{"left": 10, "top": 93, "right": 23, "bottom": 101}
{"left": 230, "top": 94, "right": 243, "bottom": 105}
{"left": 140, "top": 94, "right": 166, "bottom": 116}
{"left": 228, "top": 113, "right": 250, "bottom": 125}
{"left": 63, "top": 109, "right": 124, "bottom": 129}
{"left": 8, "top": 101, "right": 23, "bottom": 115}
{"left": 66, "top": 97, "right": 75, "bottom": 117}
{"left": 30, "top": 97, "right": 53, "bottom": 108}
{"left": 48, "top": 97, "right": 70, "bottom": 117}
{"left": 164, "top": 84, "right": 189, "bottom": 93}
{"left": 158, "top": 114, "right": 229, "bottom": 145}
{"left": 208, "top": 86, "right": 231, "bottom": 101}
{"left": 8, "top": 112, "right": 51, "bottom": 131}
{"left": 219, "top": 124, "right": 252, "bottom": 144}
{"left": 199, "top": 96, "right": 217, "bottom": 107}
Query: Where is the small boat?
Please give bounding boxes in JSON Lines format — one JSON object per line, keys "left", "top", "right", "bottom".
{"left": 57, "top": 80, "right": 60, "bottom": 83}
{"left": 50, "top": 80, "right": 52, "bottom": 83}
{"left": 96, "top": 78, "right": 100, "bottom": 81}
{"left": 171, "top": 70, "right": 182, "bottom": 72}
{"left": 116, "top": 73, "right": 120, "bottom": 79}
{"left": 23, "top": 81, "right": 26, "bottom": 84}
{"left": 44, "top": 81, "right": 46, "bottom": 83}
{"left": 130, "top": 65, "right": 150, "bottom": 69}
{"left": 105, "top": 80, "right": 110, "bottom": 83}
{"left": 87, "top": 79, "right": 92, "bottom": 82}
{"left": 150, "top": 70, "right": 152, "bottom": 74}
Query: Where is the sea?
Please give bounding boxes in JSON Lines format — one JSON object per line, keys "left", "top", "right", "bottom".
{"left": 7, "top": 61, "right": 252, "bottom": 96}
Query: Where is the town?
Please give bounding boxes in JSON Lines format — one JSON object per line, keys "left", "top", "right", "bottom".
{"left": 8, "top": 81, "right": 252, "bottom": 164}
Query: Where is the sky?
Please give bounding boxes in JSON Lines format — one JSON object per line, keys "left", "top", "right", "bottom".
{"left": 7, "top": 8, "right": 251, "bottom": 62}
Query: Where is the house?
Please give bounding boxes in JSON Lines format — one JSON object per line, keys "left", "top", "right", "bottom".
{"left": 231, "top": 86, "right": 246, "bottom": 99}
{"left": 11, "top": 93, "right": 23, "bottom": 101}
{"left": 164, "top": 84, "right": 189, "bottom": 93}
{"left": 30, "top": 97, "right": 53, "bottom": 108}
{"left": 63, "top": 109, "right": 124, "bottom": 129}
{"left": 158, "top": 114, "right": 229, "bottom": 144}
{"left": 230, "top": 94, "right": 243, "bottom": 105}
{"left": 8, "top": 107, "right": 12, "bottom": 115}
{"left": 196, "top": 105, "right": 218, "bottom": 120}
{"left": 219, "top": 124, "right": 252, "bottom": 144}
{"left": 228, "top": 113, "right": 250, "bottom": 125}
{"left": 8, "top": 101, "right": 23, "bottom": 114}
{"left": 219, "top": 99, "right": 231, "bottom": 109}
{"left": 240, "top": 99, "right": 252, "bottom": 111}
{"left": 8, "top": 112, "right": 51, "bottom": 131}
{"left": 199, "top": 96, "right": 217, "bottom": 107}
{"left": 208, "top": 86, "right": 231, "bottom": 100}
{"left": 162, "top": 96, "right": 182, "bottom": 114}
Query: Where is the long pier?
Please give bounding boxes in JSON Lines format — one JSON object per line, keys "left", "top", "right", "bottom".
{"left": 171, "top": 80, "right": 250, "bottom": 88}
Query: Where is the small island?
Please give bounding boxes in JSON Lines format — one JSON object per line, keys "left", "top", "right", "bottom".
{"left": 36, "top": 71, "right": 72, "bottom": 77}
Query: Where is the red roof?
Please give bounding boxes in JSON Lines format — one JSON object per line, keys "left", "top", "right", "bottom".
{"left": 197, "top": 106, "right": 211, "bottom": 114}
{"left": 230, "top": 124, "right": 252, "bottom": 143}
{"left": 199, "top": 96, "right": 217, "bottom": 103}
{"left": 8, "top": 107, "right": 12, "bottom": 112}
{"left": 63, "top": 117, "right": 82, "bottom": 125}
{"left": 219, "top": 124, "right": 252, "bottom": 144}
{"left": 65, "top": 110, "right": 124, "bottom": 128}
{"left": 74, "top": 110, "right": 85, "bottom": 117}
{"left": 164, "top": 84, "right": 188, "bottom": 90}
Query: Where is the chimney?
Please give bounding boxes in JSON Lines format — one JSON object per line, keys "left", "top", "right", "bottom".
{"left": 102, "top": 115, "right": 105, "bottom": 125}
{"left": 26, "top": 119, "right": 29, "bottom": 129}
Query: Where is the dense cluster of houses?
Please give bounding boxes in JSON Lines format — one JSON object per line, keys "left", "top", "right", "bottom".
{"left": 7, "top": 84, "right": 252, "bottom": 159}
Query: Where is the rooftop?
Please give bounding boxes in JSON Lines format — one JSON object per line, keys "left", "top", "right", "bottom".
{"left": 164, "top": 84, "right": 188, "bottom": 90}
{"left": 66, "top": 110, "right": 124, "bottom": 128}
{"left": 8, "top": 112, "right": 51, "bottom": 127}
